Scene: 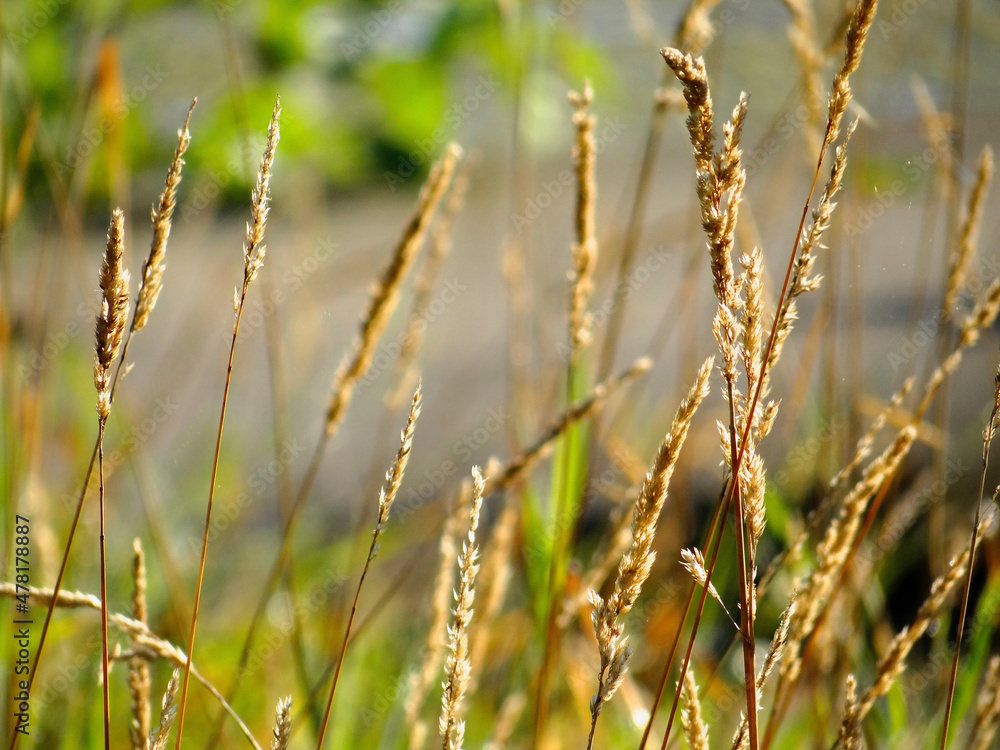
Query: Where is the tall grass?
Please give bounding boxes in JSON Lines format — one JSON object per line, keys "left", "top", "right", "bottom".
{"left": 3, "top": 1, "right": 1000, "bottom": 749}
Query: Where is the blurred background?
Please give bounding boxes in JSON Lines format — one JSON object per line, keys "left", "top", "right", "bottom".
{"left": 3, "top": 0, "right": 1000, "bottom": 746}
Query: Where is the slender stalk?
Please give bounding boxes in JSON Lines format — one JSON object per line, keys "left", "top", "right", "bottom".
{"left": 174, "top": 98, "right": 280, "bottom": 749}
{"left": 98, "top": 423, "right": 111, "bottom": 750}
{"left": 939, "top": 370, "right": 1000, "bottom": 749}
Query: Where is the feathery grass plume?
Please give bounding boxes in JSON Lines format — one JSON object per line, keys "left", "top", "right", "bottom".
{"left": 681, "top": 547, "right": 735, "bottom": 626}
{"left": 569, "top": 81, "right": 597, "bottom": 352}
{"left": 147, "top": 670, "right": 180, "bottom": 750}
{"left": 94, "top": 206, "right": 131, "bottom": 750}
{"left": 971, "top": 656, "right": 1000, "bottom": 750}
{"left": 939, "top": 366, "right": 1000, "bottom": 748}
{"left": 782, "top": 425, "right": 917, "bottom": 684}
{"left": 325, "top": 144, "right": 461, "bottom": 437}
{"left": 242, "top": 97, "right": 281, "bottom": 288}
{"left": 824, "top": 0, "right": 877, "bottom": 148}
{"left": 0, "top": 583, "right": 261, "bottom": 748}
{"left": 768, "top": 119, "right": 857, "bottom": 376}
{"left": 95, "top": 208, "right": 130, "bottom": 421}
{"left": 406, "top": 505, "right": 464, "bottom": 750}
{"left": 390, "top": 154, "right": 471, "bottom": 410}
{"left": 129, "top": 539, "right": 151, "bottom": 750}
{"left": 439, "top": 467, "right": 485, "bottom": 750}
{"left": 270, "top": 697, "right": 292, "bottom": 750}
{"left": 681, "top": 669, "right": 709, "bottom": 750}
{"left": 318, "top": 383, "right": 422, "bottom": 748}
{"left": 174, "top": 97, "right": 281, "bottom": 750}
{"left": 661, "top": 48, "right": 715, "bottom": 181}
{"left": 740, "top": 245, "right": 764, "bottom": 405}
{"left": 836, "top": 676, "right": 863, "bottom": 750}
{"left": 132, "top": 99, "right": 195, "bottom": 332}
{"left": 943, "top": 145, "right": 994, "bottom": 318}
{"left": 856, "top": 544, "right": 971, "bottom": 719}
{"left": 587, "top": 358, "right": 712, "bottom": 748}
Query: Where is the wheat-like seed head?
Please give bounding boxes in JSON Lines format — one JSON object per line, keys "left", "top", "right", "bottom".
{"left": 326, "top": 144, "right": 461, "bottom": 436}
{"left": 971, "top": 656, "right": 1000, "bottom": 750}
{"left": 270, "top": 697, "right": 292, "bottom": 750}
{"left": 825, "top": 0, "right": 877, "bottom": 147}
{"left": 242, "top": 97, "right": 281, "bottom": 286}
{"left": 439, "top": 467, "right": 484, "bottom": 750}
{"left": 95, "top": 208, "right": 130, "bottom": 420}
{"left": 680, "top": 669, "right": 709, "bottom": 750}
{"left": 147, "top": 670, "right": 180, "bottom": 750}
{"left": 133, "top": 99, "right": 195, "bottom": 332}
{"left": 378, "top": 382, "right": 422, "bottom": 532}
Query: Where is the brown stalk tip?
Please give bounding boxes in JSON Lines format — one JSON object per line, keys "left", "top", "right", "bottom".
{"left": 95, "top": 208, "right": 131, "bottom": 420}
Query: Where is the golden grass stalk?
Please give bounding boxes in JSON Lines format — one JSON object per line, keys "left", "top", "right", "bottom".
{"left": 325, "top": 144, "right": 461, "bottom": 436}
{"left": 0, "top": 583, "right": 260, "bottom": 749}
{"left": 824, "top": 0, "right": 877, "bottom": 148}
{"left": 439, "top": 467, "right": 486, "bottom": 750}
{"left": 970, "top": 656, "right": 1000, "bottom": 750}
{"left": 406, "top": 504, "right": 464, "bottom": 750}
{"left": 26, "top": 103, "right": 195, "bottom": 715}
{"left": 317, "top": 383, "right": 422, "bottom": 748}
{"left": 270, "top": 697, "right": 292, "bottom": 750}
{"left": 390, "top": 154, "right": 471, "bottom": 410}
{"left": 147, "top": 670, "right": 181, "bottom": 750}
{"left": 943, "top": 145, "right": 994, "bottom": 318}
{"left": 132, "top": 98, "right": 196, "bottom": 334}
{"left": 587, "top": 358, "right": 712, "bottom": 749}
{"left": 938, "top": 367, "right": 1000, "bottom": 748}
{"left": 681, "top": 669, "right": 709, "bottom": 750}
{"left": 129, "top": 539, "right": 152, "bottom": 750}
{"left": 94, "top": 207, "right": 131, "bottom": 750}
{"left": 569, "top": 81, "right": 597, "bottom": 354}
{"left": 857, "top": 544, "right": 970, "bottom": 719}
{"left": 174, "top": 97, "right": 280, "bottom": 750}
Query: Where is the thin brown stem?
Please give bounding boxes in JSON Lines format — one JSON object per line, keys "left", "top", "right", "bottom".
{"left": 98, "top": 420, "right": 111, "bottom": 750}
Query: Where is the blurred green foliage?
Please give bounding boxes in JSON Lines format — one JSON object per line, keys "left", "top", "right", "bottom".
{"left": 2, "top": 0, "right": 614, "bottom": 205}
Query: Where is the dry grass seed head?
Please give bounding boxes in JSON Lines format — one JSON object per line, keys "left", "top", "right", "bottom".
{"left": 944, "top": 145, "right": 994, "bottom": 318}
{"left": 147, "top": 669, "right": 180, "bottom": 750}
{"left": 133, "top": 99, "right": 195, "bottom": 332}
{"left": 680, "top": 668, "right": 709, "bottom": 750}
{"left": 95, "top": 208, "right": 130, "bottom": 420}
{"left": 129, "top": 539, "right": 151, "bottom": 749}
{"left": 243, "top": 97, "right": 281, "bottom": 286}
{"left": 971, "top": 656, "right": 1000, "bottom": 750}
{"left": 270, "top": 697, "right": 292, "bottom": 750}
{"left": 569, "top": 81, "right": 598, "bottom": 352}
{"left": 825, "top": 0, "right": 877, "bottom": 146}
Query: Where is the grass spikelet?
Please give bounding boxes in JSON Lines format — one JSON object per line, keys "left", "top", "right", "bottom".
{"left": 325, "top": 144, "right": 461, "bottom": 437}
{"left": 129, "top": 539, "right": 151, "bottom": 750}
{"left": 660, "top": 48, "right": 715, "bottom": 176}
{"left": 95, "top": 208, "right": 130, "bottom": 421}
{"left": 836, "top": 676, "right": 863, "bottom": 750}
{"left": 94, "top": 206, "right": 131, "bottom": 750}
{"left": 943, "top": 144, "right": 994, "bottom": 318}
{"left": 569, "top": 81, "right": 597, "bottom": 353}
{"left": 858, "top": 544, "right": 971, "bottom": 718}
{"left": 318, "top": 383, "right": 422, "bottom": 748}
{"left": 439, "top": 467, "right": 485, "bottom": 750}
{"left": 681, "top": 547, "right": 734, "bottom": 626}
{"left": 132, "top": 99, "right": 195, "bottom": 333}
{"left": 242, "top": 97, "right": 281, "bottom": 286}
{"left": 587, "top": 357, "right": 712, "bottom": 749}
{"left": 147, "top": 670, "right": 180, "bottom": 750}
{"left": 825, "top": 0, "right": 878, "bottom": 147}
{"left": 270, "top": 697, "right": 292, "bottom": 750}
{"left": 971, "top": 656, "right": 1000, "bottom": 750}
{"left": 681, "top": 669, "right": 709, "bottom": 750}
